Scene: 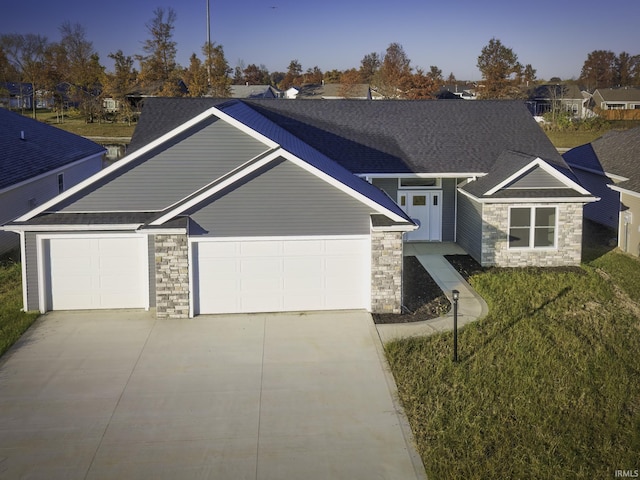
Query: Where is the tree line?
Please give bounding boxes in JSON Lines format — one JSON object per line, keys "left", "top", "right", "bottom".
{"left": 1, "top": 6, "right": 639, "bottom": 123}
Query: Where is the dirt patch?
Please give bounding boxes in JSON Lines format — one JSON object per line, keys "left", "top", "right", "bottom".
{"left": 373, "top": 256, "right": 450, "bottom": 324}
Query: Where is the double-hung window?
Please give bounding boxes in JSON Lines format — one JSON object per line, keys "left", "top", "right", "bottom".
{"left": 509, "top": 207, "right": 557, "bottom": 249}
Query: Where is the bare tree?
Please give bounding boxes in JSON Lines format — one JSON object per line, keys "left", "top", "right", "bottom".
{"left": 136, "top": 7, "right": 179, "bottom": 94}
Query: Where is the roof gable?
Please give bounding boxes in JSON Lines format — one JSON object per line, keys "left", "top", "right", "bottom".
{"left": 0, "top": 108, "right": 105, "bottom": 190}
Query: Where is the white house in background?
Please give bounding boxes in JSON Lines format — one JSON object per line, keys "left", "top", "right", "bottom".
{"left": 0, "top": 108, "right": 105, "bottom": 253}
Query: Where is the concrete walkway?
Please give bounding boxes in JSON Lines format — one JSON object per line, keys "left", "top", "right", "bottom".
{"left": 376, "top": 243, "right": 489, "bottom": 344}
{"left": 0, "top": 310, "right": 426, "bottom": 480}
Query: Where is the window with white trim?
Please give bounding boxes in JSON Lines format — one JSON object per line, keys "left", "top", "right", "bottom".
{"left": 509, "top": 207, "right": 557, "bottom": 249}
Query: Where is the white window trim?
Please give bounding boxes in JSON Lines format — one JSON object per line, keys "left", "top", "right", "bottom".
{"left": 507, "top": 206, "right": 558, "bottom": 250}
{"left": 397, "top": 178, "right": 441, "bottom": 189}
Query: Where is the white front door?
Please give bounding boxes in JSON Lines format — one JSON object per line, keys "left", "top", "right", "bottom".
{"left": 399, "top": 191, "right": 442, "bottom": 241}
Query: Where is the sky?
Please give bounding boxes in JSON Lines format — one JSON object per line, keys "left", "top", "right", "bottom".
{"left": 2, "top": 0, "right": 639, "bottom": 81}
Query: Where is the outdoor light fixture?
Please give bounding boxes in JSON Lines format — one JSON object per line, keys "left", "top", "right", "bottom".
{"left": 452, "top": 290, "right": 460, "bottom": 362}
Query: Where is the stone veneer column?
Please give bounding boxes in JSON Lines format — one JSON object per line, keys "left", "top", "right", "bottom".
{"left": 154, "top": 234, "right": 190, "bottom": 319}
{"left": 370, "top": 230, "right": 403, "bottom": 314}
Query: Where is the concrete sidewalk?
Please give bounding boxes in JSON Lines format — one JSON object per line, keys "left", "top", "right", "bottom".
{"left": 0, "top": 310, "right": 426, "bottom": 480}
{"left": 376, "top": 244, "right": 489, "bottom": 343}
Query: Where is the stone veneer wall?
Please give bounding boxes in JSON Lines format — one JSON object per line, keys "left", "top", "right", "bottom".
{"left": 371, "top": 230, "right": 403, "bottom": 313}
{"left": 154, "top": 234, "right": 190, "bottom": 318}
{"left": 482, "top": 203, "right": 584, "bottom": 267}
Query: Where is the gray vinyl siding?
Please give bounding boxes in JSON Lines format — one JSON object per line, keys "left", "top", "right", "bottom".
{"left": 62, "top": 119, "right": 269, "bottom": 212}
{"left": 25, "top": 232, "right": 39, "bottom": 311}
{"left": 506, "top": 166, "right": 568, "bottom": 189}
{"left": 0, "top": 155, "right": 102, "bottom": 254}
{"left": 188, "top": 158, "right": 374, "bottom": 236}
{"left": 456, "top": 193, "right": 483, "bottom": 263}
{"left": 372, "top": 178, "right": 398, "bottom": 199}
{"left": 442, "top": 178, "right": 456, "bottom": 242}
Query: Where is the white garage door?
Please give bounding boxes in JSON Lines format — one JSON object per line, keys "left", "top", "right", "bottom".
{"left": 193, "top": 237, "right": 370, "bottom": 314}
{"left": 45, "top": 236, "right": 147, "bottom": 310}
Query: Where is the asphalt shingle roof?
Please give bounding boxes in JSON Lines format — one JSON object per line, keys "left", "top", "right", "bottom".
{"left": 0, "top": 108, "right": 105, "bottom": 190}
{"left": 130, "top": 98, "right": 566, "bottom": 175}
{"left": 564, "top": 127, "right": 640, "bottom": 192}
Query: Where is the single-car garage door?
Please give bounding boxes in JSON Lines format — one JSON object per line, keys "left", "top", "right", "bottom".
{"left": 44, "top": 235, "right": 148, "bottom": 310}
{"left": 193, "top": 237, "right": 370, "bottom": 314}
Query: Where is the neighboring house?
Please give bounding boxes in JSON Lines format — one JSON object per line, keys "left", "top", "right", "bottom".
{"left": 437, "top": 84, "right": 477, "bottom": 100}
{"left": 3, "top": 99, "right": 596, "bottom": 319}
{"left": 527, "top": 84, "right": 590, "bottom": 119}
{"left": 294, "top": 83, "right": 374, "bottom": 100}
{"left": 230, "top": 84, "right": 282, "bottom": 99}
{"left": 590, "top": 87, "right": 640, "bottom": 111}
{"left": 0, "top": 107, "right": 105, "bottom": 254}
{"left": 0, "top": 82, "right": 33, "bottom": 110}
{"left": 563, "top": 128, "right": 640, "bottom": 256}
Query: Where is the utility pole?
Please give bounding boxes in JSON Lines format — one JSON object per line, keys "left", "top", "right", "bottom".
{"left": 206, "top": 0, "right": 212, "bottom": 86}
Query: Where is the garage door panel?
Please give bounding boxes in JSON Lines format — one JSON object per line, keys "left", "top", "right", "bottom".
{"left": 195, "top": 237, "right": 369, "bottom": 314}
{"left": 46, "top": 236, "right": 146, "bottom": 311}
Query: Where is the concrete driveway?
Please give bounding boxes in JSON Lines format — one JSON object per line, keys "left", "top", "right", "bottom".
{"left": 0, "top": 310, "right": 425, "bottom": 479}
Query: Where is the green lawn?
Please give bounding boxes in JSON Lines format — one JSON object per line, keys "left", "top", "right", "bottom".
{"left": 21, "top": 109, "right": 135, "bottom": 138}
{"left": 0, "top": 251, "right": 39, "bottom": 358}
{"left": 386, "top": 251, "right": 640, "bottom": 479}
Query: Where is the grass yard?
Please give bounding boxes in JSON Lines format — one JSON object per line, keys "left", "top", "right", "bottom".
{"left": 0, "top": 251, "right": 39, "bottom": 358}
{"left": 386, "top": 251, "right": 640, "bottom": 479}
{"left": 22, "top": 109, "right": 135, "bottom": 138}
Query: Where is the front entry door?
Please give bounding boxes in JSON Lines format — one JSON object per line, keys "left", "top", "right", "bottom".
{"left": 399, "top": 191, "right": 442, "bottom": 241}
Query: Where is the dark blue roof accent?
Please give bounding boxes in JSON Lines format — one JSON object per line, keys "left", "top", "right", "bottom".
{"left": 216, "top": 100, "right": 414, "bottom": 223}
{"left": 0, "top": 108, "right": 105, "bottom": 190}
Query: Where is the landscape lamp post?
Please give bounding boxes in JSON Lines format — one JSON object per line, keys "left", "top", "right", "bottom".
{"left": 452, "top": 290, "right": 459, "bottom": 362}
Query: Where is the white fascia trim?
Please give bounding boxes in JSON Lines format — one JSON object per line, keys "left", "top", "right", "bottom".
{"left": 0, "top": 151, "right": 105, "bottom": 196}
{"left": 608, "top": 184, "right": 640, "bottom": 198}
{"left": 370, "top": 225, "right": 417, "bottom": 232}
{"left": 1, "top": 223, "right": 144, "bottom": 232}
{"left": 360, "top": 172, "right": 485, "bottom": 179}
{"left": 15, "top": 106, "right": 276, "bottom": 223}
{"left": 150, "top": 149, "right": 282, "bottom": 226}
{"left": 281, "top": 151, "right": 409, "bottom": 223}
{"left": 140, "top": 228, "right": 188, "bottom": 235}
{"left": 188, "top": 234, "right": 371, "bottom": 243}
{"left": 484, "top": 158, "right": 591, "bottom": 196}
{"left": 457, "top": 188, "right": 599, "bottom": 204}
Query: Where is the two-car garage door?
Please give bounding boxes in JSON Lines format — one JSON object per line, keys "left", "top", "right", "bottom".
{"left": 193, "top": 237, "right": 370, "bottom": 314}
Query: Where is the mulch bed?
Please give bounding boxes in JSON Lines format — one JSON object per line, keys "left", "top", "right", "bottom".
{"left": 373, "top": 254, "right": 486, "bottom": 324}
{"left": 373, "top": 256, "right": 451, "bottom": 324}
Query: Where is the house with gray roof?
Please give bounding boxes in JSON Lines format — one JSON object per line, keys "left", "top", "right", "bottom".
{"left": 230, "top": 84, "right": 282, "bottom": 99}
{"left": 591, "top": 87, "right": 640, "bottom": 112}
{"left": 2, "top": 99, "right": 596, "bottom": 318}
{"left": 527, "top": 84, "right": 590, "bottom": 119}
{"left": 563, "top": 127, "right": 640, "bottom": 256}
{"left": 0, "top": 108, "right": 105, "bottom": 253}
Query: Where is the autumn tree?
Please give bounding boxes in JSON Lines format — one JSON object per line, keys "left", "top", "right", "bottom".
{"left": 523, "top": 64, "right": 537, "bottom": 85}
{"left": 204, "top": 42, "right": 231, "bottom": 97}
{"left": 579, "top": 50, "right": 616, "bottom": 90}
{"left": 103, "top": 50, "right": 137, "bottom": 124}
{"left": 182, "top": 53, "right": 208, "bottom": 97}
{"left": 405, "top": 68, "right": 439, "bottom": 99}
{"left": 59, "top": 22, "right": 104, "bottom": 122}
{"left": 302, "top": 66, "right": 323, "bottom": 84}
{"left": 476, "top": 38, "right": 523, "bottom": 98}
{"left": 323, "top": 69, "right": 342, "bottom": 84}
{"left": 359, "top": 52, "right": 380, "bottom": 84}
{"left": 1, "top": 33, "right": 49, "bottom": 117}
{"left": 279, "top": 59, "right": 302, "bottom": 89}
{"left": 240, "top": 64, "right": 270, "bottom": 85}
{"left": 136, "top": 7, "right": 180, "bottom": 95}
{"left": 339, "top": 68, "right": 362, "bottom": 97}
{"left": 375, "top": 43, "right": 412, "bottom": 98}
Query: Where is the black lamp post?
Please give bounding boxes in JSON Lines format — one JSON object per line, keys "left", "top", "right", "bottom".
{"left": 452, "top": 290, "right": 459, "bottom": 362}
